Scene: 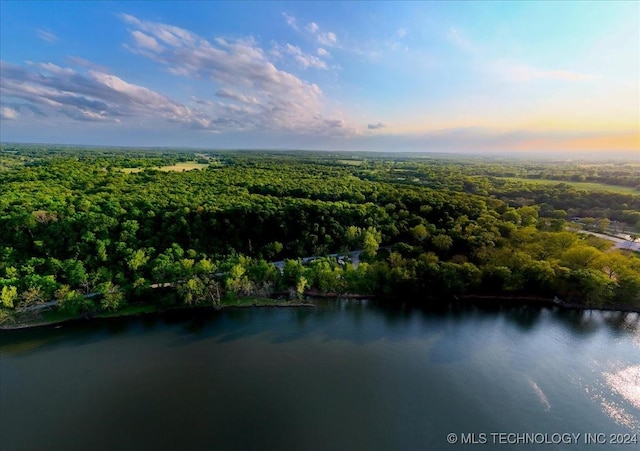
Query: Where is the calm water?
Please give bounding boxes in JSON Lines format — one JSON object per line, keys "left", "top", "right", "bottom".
{"left": 1, "top": 301, "right": 639, "bottom": 451}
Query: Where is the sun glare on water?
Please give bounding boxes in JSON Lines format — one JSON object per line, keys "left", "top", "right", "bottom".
{"left": 604, "top": 365, "right": 640, "bottom": 411}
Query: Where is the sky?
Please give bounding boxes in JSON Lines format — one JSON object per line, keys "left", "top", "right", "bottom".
{"left": 0, "top": 1, "right": 638, "bottom": 154}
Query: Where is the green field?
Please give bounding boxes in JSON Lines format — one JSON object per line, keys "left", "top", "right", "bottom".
{"left": 500, "top": 177, "right": 639, "bottom": 195}
{"left": 120, "top": 162, "right": 209, "bottom": 173}
{"left": 336, "top": 159, "right": 364, "bottom": 166}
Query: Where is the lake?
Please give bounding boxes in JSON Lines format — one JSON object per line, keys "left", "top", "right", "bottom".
{"left": 1, "top": 301, "right": 639, "bottom": 450}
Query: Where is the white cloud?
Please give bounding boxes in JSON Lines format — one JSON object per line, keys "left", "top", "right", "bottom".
{"left": 215, "top": 88, "right": 259, "bottom": 105}
{"left": 317, "top": 32, "right": 337, "bottom": 47}
{"left": 493, "top": 61, "right": 596, "bottom": 83}
{"left": 302, "top": 21, "right": 338, "bottom": 47}
{"left": 36, "top": 62, "right": 76, "bottom": 76}
{"left": 67, "top": 56, "right": 109, "bottom": 73}
{"left": 0, "top": 61, "right": 209, "bottom": 126}
{"left": 397, "top": 28, "right": 408, "bottom": 38}
{"left": 283, "top": 13, "right": 298, "bottom": 31}
{"left": 445, "top": 27, "right": 595, "bottom": 84}
{"left": 272, "top": 43, "right": 328, "bottom": 69}
{"left": 1, "top": 15, "right": 357, "bottom": 138}
{"left": 131, "top": 31, "right": 162, "bottom": 52}
{"left": 36, "top": 29, "right": 57, "bottom": 43}
{"left": 0, "top": 106, "right": 18, "bottom": 120}
{"left": 317, "top": 48, "right": 330, "bottom": 57}
{"left": 120, "top": 14, "right": 351, "bottom": 135}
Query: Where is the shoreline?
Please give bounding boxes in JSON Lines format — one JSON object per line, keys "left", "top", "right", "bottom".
{"left": 0, "top": 299, "right": 316, "bottom": 331}
{"left": 1, "top": 294, "right": 638, "bottom": 331}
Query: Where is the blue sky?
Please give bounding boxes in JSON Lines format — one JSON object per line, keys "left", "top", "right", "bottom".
{"left": 1, "top": 1, "right": 638, "bottom": 154}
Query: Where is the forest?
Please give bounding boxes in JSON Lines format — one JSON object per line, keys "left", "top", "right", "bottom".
{"left": 1, "top": 144, "right": 639, "bottom": 325}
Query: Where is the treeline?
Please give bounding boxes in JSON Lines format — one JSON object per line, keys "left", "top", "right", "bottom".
{"left": 355, "top": 161, "right": 640, "bottom": 224}
{"left": 355, "top": 157, "right": 640, "bottom": 189}
{"left": 1, "top": 147, "right": 639, "bottom": 322}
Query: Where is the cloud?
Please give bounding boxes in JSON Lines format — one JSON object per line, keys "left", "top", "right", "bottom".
{"left": 36, "top": 29, "right": 57, "bottom": 43}
{"left": 317, "top": 32, "right": 337, "bottom": 47}
{"left": 35, "top": 62, "right": 76, "bottom": 76}
{"left": 0, "top": 61, "right": 209, "bottom": 125}
{"left": 66, "top": 56, "right": 109, "bottom": 72}
{"left": 272, "top": 43, "right": 328, "bottom": 69}
{"left": 0, "top": 105, "right": 19, "bottom": 120}
{"left": 2, "top": 15, "right": 356, "bottom": 139}
{"left": 397, "top": 28, "right": 408, "bottom": 38}
{"left": 4, "top": 102, "right": 47, "bottom": 118}
{"left": 444, "top": 27, "right": 595, "bottom": 84}
{"left": 368, "top": 122, "right": 385, "bottom": 130}
{"left": 215, "top": 88, "right": 259, "bottom": 105}
{"left": 302, "top": 20, "right": 338, "bottom": 47}
{"left": 323, "top": 119, "right": 344, "bottom": 128}
{"left": 317, "top": 48, "right": 330, "bottom": 57}
{"left": 495, "top": 62, "right": 596, "bottom": 83}
{"left": 120, "top": 14, "right": 351, "bottom": 135}
{"left": 283, "top": 13, "right": 298, "bottom": 31}
{"left": 131, "top": 30, "right": 162, "bottom": 52}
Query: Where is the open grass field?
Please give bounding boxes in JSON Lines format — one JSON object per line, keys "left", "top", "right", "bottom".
{"left": 499, "top": 177, "right": 639, "bottom": 195}
{"left": 156, "top": 162, "right": 209, "bottom": 171}
{"left": 120, "top": 161, "right": 209, "bottom": 173}
{"left": 336, "top": 159, "right": 364, "bottom": 166}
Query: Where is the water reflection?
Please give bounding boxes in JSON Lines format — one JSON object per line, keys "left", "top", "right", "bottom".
{"left": 605, "top": 365, "right": 640, "bottom": 410}
{"left": 553, "top": 309, "right": 602, "bottom": 335}
{"left": 507, "top": 306, "right": 543, "bottom": 331}
{"left": 2, "top": 300, "right": 640, "bottom": 451}
{"left": 527, "top": 376, "right": 551, "bottom": 411}
{"left": 2, "top": 302, "right": 640, "bottom": 357}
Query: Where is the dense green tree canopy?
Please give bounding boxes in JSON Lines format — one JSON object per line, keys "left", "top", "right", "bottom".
{"left": 1, "top": 144, "right": 639, "bottom": 322}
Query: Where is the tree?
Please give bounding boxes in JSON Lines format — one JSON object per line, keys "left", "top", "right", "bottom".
{"left": 481, "top": 266, "right": 512, "bottom": 293}
{"left": 410, "top": 224, "right": 429, "bottom": 242}
{"left": 307, "top": 259, "right": 344, "bottom": 293}
{"left": 596, "top": 218, "right": 611, "bottom": 233}
{"left": 1, "top": 286, "right": 18, "bottom": 309}
{"left": 63, "top": 259, "right": 90, "bottom": 293}
{"left": 127, "top": 249, "right": 149, "bottom": 272}
{"left": 264, "top": 241, "right": 283, "bottom": 259}
{"left": 98, "top": 281, "right": 124, "bottom": 311}
{"left": 177, "top": 277, "right": 207, "bottom": 305}
{"left": 501, "top": 208, "right": 521, "bottom": 225}
{"left": 296, "top": 276, "right": 308, "bottom": 298}
{"left": 517, "top": 206, "right": 539, "bottom": 226}
{"left": 565, "top": 269, "right": 613, "bottom": 306}
{"left": 361, "top": 227, "right": 381, "bottom": 261}
{"left": 225, "top": 260, "right": 254, "bottom": 297}
{"left": 17, "top": 286, "right": 46, "bottom": 312}
{"left": 282, "top": 259, "right": 305, "bottom": 287}
{"left": 520, "top": 260, "right": 556, "bottom": 294}
{"left": 613, "top": 273, "right": 640, "bottom": 306}
{"left": 598, "top": 252, "right": 630, "bottom": 279}
{"left": 432, "top": 234, "right": 453, "bottom": 252}
{"left": 562, "top": 245, "right": 603, "bottom": 270}
{"left": 55, "top": 285, "right": 91, "bottom": 315}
